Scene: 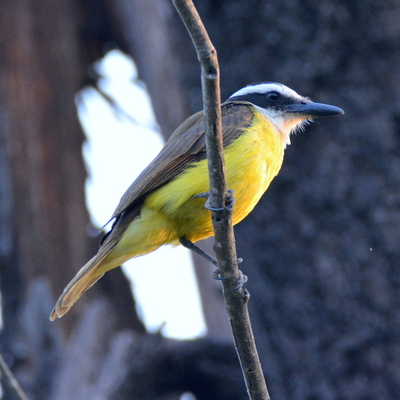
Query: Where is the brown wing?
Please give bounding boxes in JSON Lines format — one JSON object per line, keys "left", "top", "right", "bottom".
{"left": 50, "top": 102, "right": 255, "bottom": 319}
{"left": 110, "top": 101, "right": 254, "bottom": 220}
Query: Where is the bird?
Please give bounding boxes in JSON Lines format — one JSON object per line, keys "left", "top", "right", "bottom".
{"left": 50, "top": 82, "right": 344, "bottom": 320}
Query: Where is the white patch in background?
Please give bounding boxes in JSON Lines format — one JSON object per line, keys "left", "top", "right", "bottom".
{"left": 78, "top": 50, "right": 206, "bottom": 339}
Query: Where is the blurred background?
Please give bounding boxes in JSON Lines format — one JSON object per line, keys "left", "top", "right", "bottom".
{"left": 1, "top": 0, "right": 400, "bottom": 399}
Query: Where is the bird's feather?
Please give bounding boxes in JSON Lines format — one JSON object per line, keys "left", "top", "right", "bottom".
{"left": 50, "top": 102, "right": 254, "bottom": 320}
{"left": 110, "top": 102, "right": 254, "bottom": 219}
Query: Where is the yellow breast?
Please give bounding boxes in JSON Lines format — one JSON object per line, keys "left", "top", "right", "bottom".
{"left": 144, "top": 110, "right": 286, "bottom": 243}
{"left": 223, "top": 111, "right": 285, "bottom": 224}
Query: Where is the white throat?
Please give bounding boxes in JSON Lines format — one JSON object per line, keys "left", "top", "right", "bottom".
{"left": 254, "top": 105, "right": 309, "bottom": 148}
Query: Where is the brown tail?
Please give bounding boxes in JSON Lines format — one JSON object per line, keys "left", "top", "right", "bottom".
{"left": 50, "top": 255, "right": 105, "bottom": 320}
{"left": 50, "top": 206, "right": 142, "bottom": 320}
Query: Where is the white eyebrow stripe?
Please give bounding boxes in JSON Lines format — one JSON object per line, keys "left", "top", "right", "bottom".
{"left": 229, "top": 83, "right": 303, "bottom": 101}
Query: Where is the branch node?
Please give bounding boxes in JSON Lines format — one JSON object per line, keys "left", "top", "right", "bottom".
{"left": 204, "top": 67, "right": 218, "bottom": 80}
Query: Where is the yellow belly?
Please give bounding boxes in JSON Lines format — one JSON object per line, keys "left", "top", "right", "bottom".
{"left": 53, "top": 111, "right": 287, "bottom": 317}
{"left": 113, "top": 112, "right": 285, "bottom": 258}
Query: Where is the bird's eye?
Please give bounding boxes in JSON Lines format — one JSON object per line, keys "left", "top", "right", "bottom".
{"left": 267, "top": 91, "right": 280, "bottom": 101}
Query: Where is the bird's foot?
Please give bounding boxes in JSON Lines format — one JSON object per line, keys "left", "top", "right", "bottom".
{"left": 212, "top": 267, "right": 247, "bottom": 289}
{"left": 236, "top": 269, "right": 248, "bottom": 289}
{"left": 194, "top": 189, "right": 235, "bottom": 212}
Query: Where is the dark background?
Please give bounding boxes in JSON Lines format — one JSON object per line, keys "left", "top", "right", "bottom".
{"left": 1, "top": 0, "right": 400, "bottom": 399}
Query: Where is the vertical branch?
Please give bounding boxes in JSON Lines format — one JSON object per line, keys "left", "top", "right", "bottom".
{"left": 172, "top": 1, "right": 270, "bottom": 399}
{"left": 171, "top": 0, "right": 225, "bottom": 210}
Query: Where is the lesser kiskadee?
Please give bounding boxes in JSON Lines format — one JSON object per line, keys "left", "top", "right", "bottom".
{"left": 50, "top": 82, "right": 343, "bottom": 320}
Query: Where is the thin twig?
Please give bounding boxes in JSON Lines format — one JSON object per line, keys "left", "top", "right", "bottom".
{"left": 0, "top": 353, "right": 29, "bottom": 400}
{"left": 171, "top": 1, "right": 270, "bottom": 399}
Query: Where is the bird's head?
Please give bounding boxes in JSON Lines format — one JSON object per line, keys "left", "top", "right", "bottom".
{"left": 228, "top": 82, "right": 344, "bottom": 146}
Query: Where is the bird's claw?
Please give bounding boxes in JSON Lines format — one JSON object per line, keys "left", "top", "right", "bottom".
{"left": 211, "top": 268, "right": 225, "bottom": 280}
{"left": 235, "top": 270, "right": 248, "bottom": 289}
{"left": 224, "top": 189, "right": 236, "bottom": 211}
{"left": 211, "top": 267, "right": 247, "bottom": 289}
{"left": 205, "top": 197, "right": 223, "bottom": 212}
{"left": 194, "top": 189, "right": 235, "bottom": 212}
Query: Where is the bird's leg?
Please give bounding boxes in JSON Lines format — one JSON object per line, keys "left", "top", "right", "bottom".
{"left": 179, "top": 237, "right": 218, "bottom": 266}
{"left": 187, "top": 189, "right": 246, "bottom": 287}
{"left": 193, "top": 189, "right": 235, "bottom": 212}
{"left": 179, "top": 237, "right": 246, "bottom": 287}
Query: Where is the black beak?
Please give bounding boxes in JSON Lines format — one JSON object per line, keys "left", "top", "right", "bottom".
{"left": 285, "top": 101, "right": 344, "bottom": 118}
